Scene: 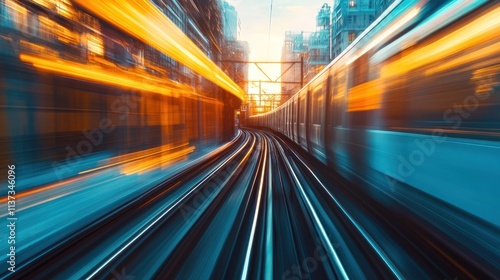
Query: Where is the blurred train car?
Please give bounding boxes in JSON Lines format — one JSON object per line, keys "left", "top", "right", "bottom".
{"left": 249, "top": 0, "right": 500, "bottom": 227}
{"left": 0, "top": 0, "right": 242, "bottom": 182}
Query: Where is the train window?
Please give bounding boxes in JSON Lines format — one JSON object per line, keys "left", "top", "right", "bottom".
{"left": 56, "top": 23, "right": 78, "bottom": 46}
{"left": 87, "top": 34, "right": 104, "bottom": 56}
{"left": 351, "top": 53, "right": 369, "bottom": 87}
{"left": 405, "top": 64, "right": 500, "bottom": 134}
{"left": 334, "top": 69, "right": 347, "bottom": 126}
{"left": 299, "top": 95, "right": 306, "bottom": 123}
{"left": 3, "top": 0, "right": 28, "bottom": 32}
{"left": 312, "top": 84, "right": 325, "bottom": 124}
{"left": 38, "top": 16, "right": 56, "bottom": 42}
{"left": 326, "top": 74, "right": 335, "bottom": 127}
{"left": 348, "top": 32, "right": 356, "bottom": 44}
{"left": 28, "top": 12, "right": 39, "bottom": 37}
{"left": 55, "top": 0, "right": 76, "bottom": 20}
{"left": 382, "top": 76, "right": 408, "bottom": 128}
{"left": 79, "top": 12, "right": 100, "bottom": 30}
{"left": 131, "top": 48, "right": 144, "bottom": 66}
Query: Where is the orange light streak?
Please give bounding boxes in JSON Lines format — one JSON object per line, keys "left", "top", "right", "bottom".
{"left": 73, "top": 0, "right": 245, "bottom": 100}
{"left": 19, "top": 53, "right": 203, "bottom": 98}
{"left": 0, "top": 144, "right": 194, "bottom": 203}
{"left": 0, "top": 176, "right": 90, "bottom": 203}
{"left": 425, "top": 41, "right": 500, "bottom": 75}
{"left": 382, "top": 6, "right": 500, "bottom": 77}
{"left": 121, "top": 146, "right": 195, "bottom": 175}
{"left": 346, "top": 7, "right": 421, "bottom": 65}
{"left": 347, "top": 79, "right": 383, "bottom": 111}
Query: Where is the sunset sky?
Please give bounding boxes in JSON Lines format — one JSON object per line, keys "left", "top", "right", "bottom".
{"left": 226, "top": 0, "right": 331, "bottom": 93}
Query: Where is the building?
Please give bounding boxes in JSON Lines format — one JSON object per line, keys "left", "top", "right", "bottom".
{"left": 221, "top": 1, "right": 240, "bottom": 40}
{"left": 279, "top": 1, "right": 396, "bottom": 104}
{"left": 331, "top": 0, "right": 394, "bottom": 59}
{"left": 220, "top": 1, "right": 249, "bottom": 105}
{"left": 281, "top": 31, "right": 309, "bottom": 103}
{"left": 307, "top": 3, "right": 331, "bottom": 81}
{"left": 281, "top": 3, "right": 333, "bottom": 100}
{"left": 222, "top": 40, "right": 249, "bottom": 94}
{"left": 150, "top": 0, "right": 225, "bottom": 94}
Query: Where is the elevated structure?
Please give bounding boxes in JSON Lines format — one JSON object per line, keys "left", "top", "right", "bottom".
{"left": 222, "top": 40, "right": 249, "bottom": 94}
{"left": 281, "top": 31, "right": 309, "bottom": 103}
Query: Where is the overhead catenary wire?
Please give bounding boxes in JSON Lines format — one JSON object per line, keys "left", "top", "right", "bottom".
{"left": 267, "top": 0, "right": 274, "bottom": 59}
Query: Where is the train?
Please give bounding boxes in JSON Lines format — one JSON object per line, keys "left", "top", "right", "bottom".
{"left": 0, "top": 0, "right": 242, "bottom": 184}
{"left": 249, "top": 0, "right": 500, "bottom": 227}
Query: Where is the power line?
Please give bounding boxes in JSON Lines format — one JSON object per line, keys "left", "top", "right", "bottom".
{"left": 267, "top": 0, "right": 273, "bottom": 59}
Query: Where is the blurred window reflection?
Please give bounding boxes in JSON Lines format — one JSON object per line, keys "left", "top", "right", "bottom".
{"left": 31, "top": 0, "right": 55, "bottom": 10}
{"left": 312, "top": 84, "right": 324, "bottom": 124}
{"left": 38, "top": 16, "right": 56, "bottom": 42}
{"left": 56, "top": 23, "right": 78, "bottom": 46}
{"left": 2, "top": 0, "right": 28, "bottom": 32}
{"left": 55, "top": 0, "right": 74, "bottom": 19}
{"left": 87, "top": 34, "right": 104, "bottom": 56}
{"left": 348, "top": 32, "right": 356, "bottom": 44}
{"left": 28, "top": 12, "right": 38, "bottom": 37}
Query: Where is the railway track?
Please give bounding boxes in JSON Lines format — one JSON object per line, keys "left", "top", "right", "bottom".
{"left": 6, "top": 129, "right": 499, "bottom": 280}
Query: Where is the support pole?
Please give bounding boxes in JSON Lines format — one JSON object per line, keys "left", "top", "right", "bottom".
{"left": 300, "top": 56, "right": 304, "bottom": 88}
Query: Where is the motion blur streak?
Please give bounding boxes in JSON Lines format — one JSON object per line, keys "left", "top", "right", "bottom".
{"left": 382, "top": 6, "right": 500, "bottom": 77}
{"left": 2, "top": 0, "right": 500, "bottom": 279}
{"left": 73, "top": 0, "right": 245, "bottom": 100}
{"left": 121, "top": 146, "right": 195, "bottom": 175}
{"left": 1, "top": 1, "right": 243, "bottom": 277}
{"left": 19, "top": 54, "right": 181, "bottom": 97}
{"left": 425, "top": 42, "right": 500, "bottom": 75}
{"left": 290, "top": 149, "right": 405, "bottom": 279}
{"left": 345, "top": 5, "right": 420, "bottom": 66}
{"left": 241, "top": 136, "right": 267, "bottom": 279}
{"left": 249, "top": 0, "right": 500, "bottom": 278}
{"left": 276, "top": 138, "right": 350, "bottom": 280}
{"left": 4, "top": 130, "right": 500, "bottom": 279}
{"left": 79, "top": 144, "right": 194, "bottom": 175}
{"left": 0, "top": 176, "right": 85, "bottom": 204}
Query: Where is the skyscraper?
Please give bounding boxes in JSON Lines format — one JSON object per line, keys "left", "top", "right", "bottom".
{"left": 308, "top": 3, "right": 331, "bottom": 80}
{"left": 221, "top": 1, "right": 240, "bottom": 40}
{"left": 331, "top": 0, "right": 394, "bottom": 59}
{"left": 221, "top": 1, "right": 249, "bottom": 94}
{"left": 281, "top": 31, "right": 309, "bottom": 102}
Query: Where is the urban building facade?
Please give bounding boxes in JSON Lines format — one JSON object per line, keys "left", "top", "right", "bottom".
{"left": 220, "top": 0, "right": 250, "bottom": 120}
{"left": 331, "top": 0, "right": 394, "bottom": 59}
{"left": 281, "top": 31, "right": 309, "bottom": 103}
{"left": 221, "top": 40, "right": 249, "bottom": 94}
{"left": 151, "top": 0, "right": 225, "bottom": 93}
{"left": 220, "top": 1, "right": 249, "bottom": 93}
{"left": 221, "top": 1, "right": 240, "bottom": 40}
{"left": 307, "top": 3, "right": 331, "bottom": 81}
{"left": 281, "top": 1, "right": 395, "bottom": 101}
